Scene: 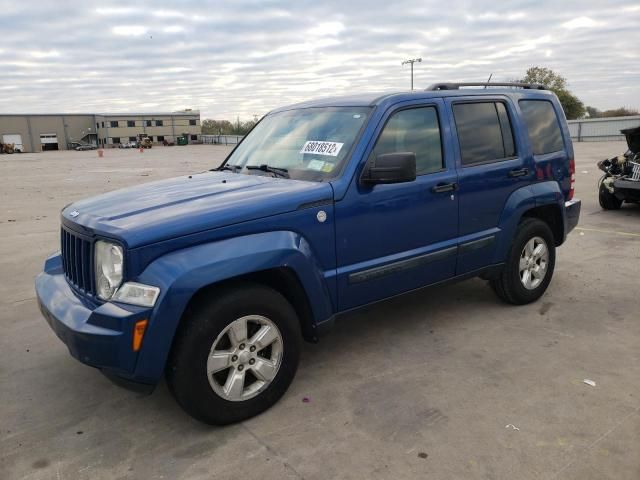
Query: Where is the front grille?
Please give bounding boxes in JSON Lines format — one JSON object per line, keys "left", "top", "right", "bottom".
{"left": 61, "top": 228, "right": 95, "bottom": 294}
{"left": 630, "top": 162, "right": 640, "bottom": 182}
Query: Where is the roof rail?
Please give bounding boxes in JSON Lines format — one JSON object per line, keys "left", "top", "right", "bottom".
{"left": 426, "top": 82, "right": 546, "bottom": 91}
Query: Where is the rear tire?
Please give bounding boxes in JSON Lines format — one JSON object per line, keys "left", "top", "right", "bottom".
{"left": 599, "top": 183, "right": 622, "bottom": 210}
{"left": 166, "top": 283, "right": 301, "bottom": 425}
{"left": 491, "top": 218, "right": 556, "bottom": 305}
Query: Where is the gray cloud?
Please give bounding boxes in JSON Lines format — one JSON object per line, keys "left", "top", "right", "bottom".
{"left": 0, "top": 0, "right": 638, "bottom": 118}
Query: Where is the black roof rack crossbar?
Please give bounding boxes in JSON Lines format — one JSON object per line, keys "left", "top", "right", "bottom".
{"left": 427, "top": 82, "right": 546, "bottom": 91}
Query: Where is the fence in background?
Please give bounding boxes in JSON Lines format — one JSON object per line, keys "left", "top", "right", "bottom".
{"left": 201, "top": 134, "right": 244, "bottom": 146}
{"left": 567, "top": 116, "right": 640, "bottom": 142}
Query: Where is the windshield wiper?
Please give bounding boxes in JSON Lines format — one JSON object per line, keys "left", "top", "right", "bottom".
{"left": 218, "top": 163, "right": 242, "bottom": 173}
{"left": 245, "top": 164, "right": 289, "bottom": 178}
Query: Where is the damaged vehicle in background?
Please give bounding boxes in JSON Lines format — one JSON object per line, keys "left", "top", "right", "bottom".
{"left": 598, "top": 126, "right": 640, "bottom": 209}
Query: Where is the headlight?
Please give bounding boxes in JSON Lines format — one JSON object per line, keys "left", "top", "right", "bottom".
{"left": 95, "top": 240, "right": 123, "bottom": 300}
{"left": 113, "top": 282, "right": 160, "bottom": 307}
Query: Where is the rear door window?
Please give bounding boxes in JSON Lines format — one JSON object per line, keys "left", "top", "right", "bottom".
{"left": 519, "top": 100, "right": 564, "bottom": 154}
{"left": 372, "top": 106, "right": 444, "bottom": 175}
{"left": 453, "top": 102, "right": 516, "bottom": 166}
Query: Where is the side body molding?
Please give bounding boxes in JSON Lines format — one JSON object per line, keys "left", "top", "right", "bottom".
{"left": 132, "top": 231, "right": 334, "bottom": 382}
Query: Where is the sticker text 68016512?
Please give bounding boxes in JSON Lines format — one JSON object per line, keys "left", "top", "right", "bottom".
{"left": 300, "top": 141, "right": 344, "bottom": 157}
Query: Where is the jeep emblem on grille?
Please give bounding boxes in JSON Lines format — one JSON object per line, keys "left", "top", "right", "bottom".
{"left": 69, "top": 210, "right": 79, "bottom": 218}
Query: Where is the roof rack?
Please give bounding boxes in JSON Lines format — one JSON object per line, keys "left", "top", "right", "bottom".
{"left": 426, "top": 82, "right": 546, "bottom": 91}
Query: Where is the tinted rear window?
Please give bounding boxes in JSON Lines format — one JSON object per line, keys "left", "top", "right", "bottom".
{"left": 519, "top": 100, "right": 564, "bottom": 154}
{"left": 453, "top": 102, "right": 516, "bottom": 166}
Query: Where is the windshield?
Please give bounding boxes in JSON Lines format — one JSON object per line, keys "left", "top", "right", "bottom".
{"left": 223, "top": 107, "right": 371, "bottom": 181}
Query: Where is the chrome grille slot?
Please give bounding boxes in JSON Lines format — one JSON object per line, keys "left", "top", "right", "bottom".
{"left": 630, "top": 162, "right": 640, "bottom": 182}
{"left": 60, "top": 228, "right": 94, "bottom": 294}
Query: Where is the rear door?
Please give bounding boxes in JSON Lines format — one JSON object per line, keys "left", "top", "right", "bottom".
{"left": 518, "top": 99, "right": 572, "bottom": 199}
{"left": 446, "top": 96, "right": 533, "bottom": 274}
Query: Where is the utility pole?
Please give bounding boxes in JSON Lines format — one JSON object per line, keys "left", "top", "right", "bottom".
{"left": 401, "top": 58, "right": 422, "bottom": 90}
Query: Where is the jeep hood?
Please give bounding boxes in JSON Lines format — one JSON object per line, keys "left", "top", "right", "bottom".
{"left": 61, "top": 171, "right": 333, "bottom": 247}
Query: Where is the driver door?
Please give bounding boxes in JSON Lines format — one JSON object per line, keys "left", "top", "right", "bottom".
{"left": 334, "top": 100, "right": 459, "bottom": 310}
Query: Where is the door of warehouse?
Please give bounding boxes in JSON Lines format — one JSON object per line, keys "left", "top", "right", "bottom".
{"left": 2, "top": 134, "right": 23, "bottom": 152}
{"left": 40, "top": 134, "right": 59, "bottom": 151}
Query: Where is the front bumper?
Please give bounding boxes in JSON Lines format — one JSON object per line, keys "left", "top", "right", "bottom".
{"left": 613, "top": 178, "right": 640, "bottom": 200}
{"left": 564, "top": 199, "right": 581, "bottom": 236}
{"left": 35, "top": 253, "right": 156, "bottom": 390}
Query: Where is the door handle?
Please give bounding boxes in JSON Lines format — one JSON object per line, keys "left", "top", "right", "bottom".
{"left": 431, "top": 182, "right": 458, "bottom": 193}
{"left": 508, "top": 168, "right": 529, "bottom": 178}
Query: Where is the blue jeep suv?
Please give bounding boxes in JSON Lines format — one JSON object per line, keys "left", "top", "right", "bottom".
{"left": 36, "top": 82, "right": 581, "bottom": 424}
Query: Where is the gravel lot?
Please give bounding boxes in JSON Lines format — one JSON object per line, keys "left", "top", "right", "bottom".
{"left": 1, "top": 142, "right": 639, "bottom": 479}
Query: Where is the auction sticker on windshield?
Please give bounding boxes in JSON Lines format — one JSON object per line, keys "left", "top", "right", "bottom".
{"left": 300, "top": 141, "right": 344, "bottom": 157}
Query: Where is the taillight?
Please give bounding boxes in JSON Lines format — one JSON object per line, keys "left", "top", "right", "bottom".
{"left": 568, "top": 157, "right": 575, "bottom": 200}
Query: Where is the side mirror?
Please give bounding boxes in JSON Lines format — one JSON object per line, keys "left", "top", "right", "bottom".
{"left": 362, "top": 152, "right": 417, "bottom": 185}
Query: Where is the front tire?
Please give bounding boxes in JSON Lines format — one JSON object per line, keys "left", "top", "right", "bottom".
{"left": 599, "top": 183, "right": 622, "bottom": 210}
{"left": 491, "top": 218, "right": 556, "bottom": 305}
{"left": 166, "top": 284, "right": 301, "bottom": 425}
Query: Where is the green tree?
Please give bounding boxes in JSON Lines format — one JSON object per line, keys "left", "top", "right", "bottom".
{"left": 201, "top": 119, "right": 235, "bottom": 135}
{"left": 600, "top": 107, "right": 638, "bottom": 118}
{"left": 584, "top": 106, "right": 639, "bottom": 119}
{"left": 585, "top": 106, "right": 601, "bottom": 118}
{"left": 520, "top": 67, "right": 585, "bottom": 120}
{"left": 239, "top": 119, "right": 258, "bottom": 135}
{"left": 202, "top": 117, "right": 260, "bottom": 136}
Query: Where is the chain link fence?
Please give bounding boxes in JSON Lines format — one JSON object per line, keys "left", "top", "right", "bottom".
{"left": 201, "top": 135, "right": 244, "bottom": 146}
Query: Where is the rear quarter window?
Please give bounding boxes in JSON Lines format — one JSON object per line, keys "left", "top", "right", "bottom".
{"left": 519, "top": 100, "right": 565, "bottom": 155}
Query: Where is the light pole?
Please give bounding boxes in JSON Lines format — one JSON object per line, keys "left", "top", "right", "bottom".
{"left": 401, "top": 57, "right": 422, "bottom": 90}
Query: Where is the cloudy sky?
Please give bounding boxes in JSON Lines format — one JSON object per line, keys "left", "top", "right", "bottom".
{"left": 0, "top": 0, "right": 638, "bottom": 119}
